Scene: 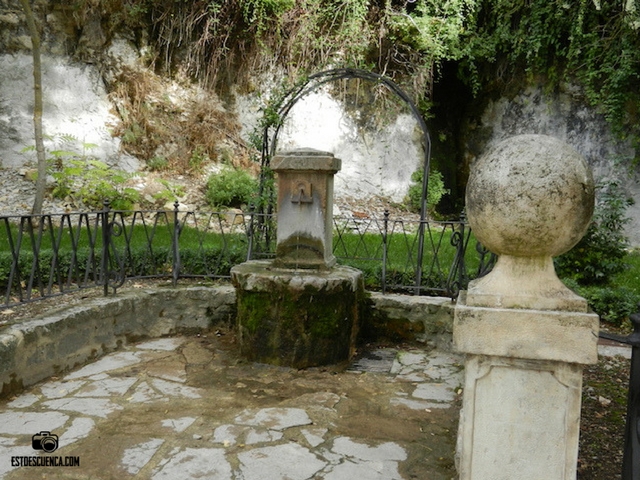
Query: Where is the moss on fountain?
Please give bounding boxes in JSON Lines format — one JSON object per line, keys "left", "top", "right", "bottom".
{"left": 231, "top": 261, "right": 363, "bottom": 368}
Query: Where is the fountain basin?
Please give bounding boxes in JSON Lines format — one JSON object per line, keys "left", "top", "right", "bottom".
{"left": 231, "top": 261, "right": 363, "bottom": 368}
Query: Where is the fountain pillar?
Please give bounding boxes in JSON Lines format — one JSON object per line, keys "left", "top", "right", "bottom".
{"left": 271, "top": 148, "right": 340, "bottom": 269}
{"left": 231, "top": 149, "right": 363, "bottom": 368}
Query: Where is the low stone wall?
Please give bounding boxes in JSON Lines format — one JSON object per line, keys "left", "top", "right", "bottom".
{"left": 0, "top": 286, "right": 236, "bottom": 397}
{"left": 365, "top": 293, "right": 455, "bottom": 349}
{"left": 0, "top": 286, "right": 454, "bottom": 397}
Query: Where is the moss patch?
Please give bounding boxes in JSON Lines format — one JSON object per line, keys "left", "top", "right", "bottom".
{"left": 235, "top": 274, "right": 363, "bottom": 368}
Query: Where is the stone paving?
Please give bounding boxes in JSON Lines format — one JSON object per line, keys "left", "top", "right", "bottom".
{"left": 0, "top": 334, "right": 464, "bottom": 479}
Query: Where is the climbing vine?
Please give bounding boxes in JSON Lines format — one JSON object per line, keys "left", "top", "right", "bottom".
{"left": 67, "top": 0, "right": 639, "bottom": 145}
{"left": 458, "top": 0, "right": 640, "bottom": 138}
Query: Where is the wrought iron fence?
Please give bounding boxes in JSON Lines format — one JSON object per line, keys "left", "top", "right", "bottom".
{"left": 332, "top": 211, "right": 495, "bottom": 296}
{"left": 0, "top": 202, "right": 495, "bottom": 309}
{"left": 599, "top": 313, "right": 640, "bottom": 480}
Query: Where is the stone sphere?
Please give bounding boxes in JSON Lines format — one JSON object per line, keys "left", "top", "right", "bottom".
{"left": 466, "top": 134, "right": 595, "bottom": 258}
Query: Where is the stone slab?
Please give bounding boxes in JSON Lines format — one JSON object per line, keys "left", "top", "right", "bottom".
{"left": 457, "top": 355, "right": 583, "bottom": 480}
{"left": 0, "top": 411, "right": 68, "bottom": 435}
{"left": 152, "top": 447, "right": 232, "bottom": 479}
{"left": 454, "top": 299, "right": 599, "bottom": 365}
{"left": 122, "top": 438, "right": 165, "bottom": 475}
{"left": 234, "top": 408, "right": 312, "bottom": 430}
{"left": 42, "top": 397, "right": 122, "bottom": 418}
{"left": 272, "top": 149, "right": 342, "bottom": 173}
{"left": 60, "top": 417, "right": 95, "bottom": 447}
{"left": 161, "top": 417, "right": 196, "bottom": 433}
{"left": 237, "top": 443, "right": 327, "bottom": 480}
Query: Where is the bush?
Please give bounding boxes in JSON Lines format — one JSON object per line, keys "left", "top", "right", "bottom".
{"left": 405, "top": 167, "right": 449, "bottom": 215}
{"left": 555, "top": 182, "right": 631, "bottom": 286}
{"left": 24, "top": 135, "right": 140, "bottom": 211}
{"left": 206, "top": 168, "right": 258, "bottom": 208}
{"left": 563, "top": 278, "right": 639, "bottom": 328}
{"left": 51, "top": 159, "right": 140, "bottom": 211}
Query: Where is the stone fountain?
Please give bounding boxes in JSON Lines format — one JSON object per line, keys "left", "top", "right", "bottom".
{"left": 231, "top": 149, "right": 363, "bottom": 368}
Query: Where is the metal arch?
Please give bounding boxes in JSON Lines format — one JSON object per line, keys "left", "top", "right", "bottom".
{"left": 258, "top": 67, "right": 433, "bottom": 294}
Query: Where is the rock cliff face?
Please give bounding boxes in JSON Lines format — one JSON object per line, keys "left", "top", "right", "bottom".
{"left": 460, "top": 85, "right": 639, "bottom": 245}
{"left": 0, "top": 53, "right": 138, "bottom": 171}
{"left": 0, "top": 1, "right": 637, "bottom": 242}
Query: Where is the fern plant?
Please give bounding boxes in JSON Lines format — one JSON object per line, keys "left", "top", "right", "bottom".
{"left": 24, "top": 134, "right": 140, "bottom": 211}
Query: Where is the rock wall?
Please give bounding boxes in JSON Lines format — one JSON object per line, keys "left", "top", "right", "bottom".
{"left": 274, "top": 90, "right": 423, "bottom": 203}
{"left": 0, "top": 53, "right": 139, "bottom": 171}
{"left": 0, "top": 53, "right": 424, "bottom": 208}
{"left": 461, "top": 85, "right": 639, "bottom": 245}
{"left": 236, "top": 84, "right": 425, "bottom": 203}
{"left": 1, "top": 1, "right": 637, "bottom": 242}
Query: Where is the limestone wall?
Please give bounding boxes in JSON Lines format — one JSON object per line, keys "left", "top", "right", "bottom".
{"left": 0, "top": 53, "right": 139, "bottom": 171}
{"left": 237, "top": 86, "right": 424, "bottom": 203}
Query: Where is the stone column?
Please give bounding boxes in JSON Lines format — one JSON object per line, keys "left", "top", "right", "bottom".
{"left": 453, "top": 134, "right": 599, "bottom": 480}
{"left": 271, "top": 148, "right": 341, "bottom": 269}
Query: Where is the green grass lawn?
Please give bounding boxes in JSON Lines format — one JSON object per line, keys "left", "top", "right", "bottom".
{"left": 3, "top": 211, "right": 639, "bottom": 326}
{"left": 0, "top": 215, "right": 248, "bottom": 295}
{"left": 334, "top": 221, "right": 488, "bottom": 293}
{"left": 1, "top": 215, "right": 480, "bottom": 297}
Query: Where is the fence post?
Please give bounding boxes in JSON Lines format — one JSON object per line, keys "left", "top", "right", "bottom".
{"left": 101, "top": 199, "right": 110, "bottom": 296}
{"left": 622, "top": 311, "right": 640, "bottom": 480}
{"left": 382, "top": 209, "right": 389, "bottom": 294}
{"left": 456, "top": 211, "right": 467, "bottom": 293}
{"left": 246, "top": 203, "right": 255, "bottom": 261}
{"left": 172, "top": 200, "right": 181, "bottom": 287}
{"left": 414, "top": 217, "right": 425, "bottom": 296}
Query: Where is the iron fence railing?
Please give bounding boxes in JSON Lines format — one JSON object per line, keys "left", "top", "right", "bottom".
{"left": 599, "top": 312, "right": 640, "bottom": 480}
{"left": 332, "top": 211, "right": 495, "bottom": 296}
{"left": 0, "top": 203, "right": 494, "bottom": 309}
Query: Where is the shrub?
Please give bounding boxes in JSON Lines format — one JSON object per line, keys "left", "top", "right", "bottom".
{"left": 555, "top": 182, "right": 631, "bottom": 286}
{"left": 563, "top": 278, "right": 639, "bottom": 328}
{"left": 206, "top": 168, "right": 258, "bottom": 209}
{"left": 23, "top": 135, "right": 140, "bottom": 211}
{"left": 189, "top": 146, "right": 210, "bottom": 173}
{"left": 50, "top": 158, "right": 140, "bottom": 211}
{"left": 148, "top": 155, "right": 169, "bottom": 171}
{"left": 150, "top": 179, "right": 186, "bottom": 206}
{"left": 405, "top": 167, "right": 449, "bottom": 215}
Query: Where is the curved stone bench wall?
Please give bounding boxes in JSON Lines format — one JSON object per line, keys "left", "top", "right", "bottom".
{"left": 0, "top": 286, "right": 453, "bottom": 397}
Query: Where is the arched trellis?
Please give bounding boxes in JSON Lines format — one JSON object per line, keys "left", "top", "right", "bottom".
{"left": 251, "top": 67, "right": 433, "bottom": 293}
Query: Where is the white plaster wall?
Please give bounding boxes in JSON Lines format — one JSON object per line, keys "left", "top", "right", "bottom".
{"left": 236, "top": 86, "right": 424, "bottom": 203}
{"left": 0, "top": 53, "right": 138, "bottom": 171}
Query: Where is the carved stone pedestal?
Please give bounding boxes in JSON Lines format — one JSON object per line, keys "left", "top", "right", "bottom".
{"left": 454, "top": 135, "right": 599, "bottom": 480}
{"left": 455, "top": 295, "right": 598, "bottom": 479}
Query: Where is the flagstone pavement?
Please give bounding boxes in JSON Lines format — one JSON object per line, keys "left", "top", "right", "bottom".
{"left": 0, "top": 332, "right": 465, "bottom": 480}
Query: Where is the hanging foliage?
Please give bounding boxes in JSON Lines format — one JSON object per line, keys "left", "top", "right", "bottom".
{"left": 66, "top": 0, "right": 639, "bottom": 142}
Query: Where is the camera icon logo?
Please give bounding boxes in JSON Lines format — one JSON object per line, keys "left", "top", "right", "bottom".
{"left": 32, "top": 431, "right": 59, "bottom": 453}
